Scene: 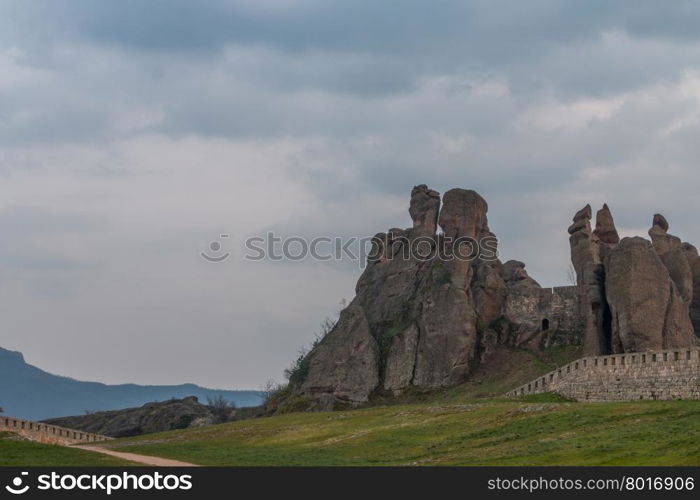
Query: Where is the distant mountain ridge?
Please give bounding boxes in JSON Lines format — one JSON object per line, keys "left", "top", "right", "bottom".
{"left": 0, "top": 347, "right": 263, "bottom": 420}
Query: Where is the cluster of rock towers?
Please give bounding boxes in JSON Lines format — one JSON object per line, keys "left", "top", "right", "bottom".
{"left": 569, "top": 203, "right": 699, "bottom": 356}
{"left": 283, "top": 186, "right": 699, "bottom": 409}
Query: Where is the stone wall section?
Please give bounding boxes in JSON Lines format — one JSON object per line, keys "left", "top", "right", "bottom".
{"left": 507, "top": 348, "right": 700, "bottom": 401}
{"left": 540, "top": 286, "right": 581, "bottom": 338}
{"left": 0, "top": 416, "right": 111, "bottom": 445}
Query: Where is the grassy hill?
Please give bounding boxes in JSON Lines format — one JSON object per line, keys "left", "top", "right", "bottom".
{"left": 0, "top": 432, "right": 135, "bottom": 466}
{"left": 97, "top": 396, "right": 700, "bottom": 466}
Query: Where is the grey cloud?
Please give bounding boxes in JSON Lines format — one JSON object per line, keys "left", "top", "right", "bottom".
{"left": 13, "top": 1, "right": 700, "bottom": 53}
{"left": 0, "top": 206, "right": 101, "bottom": 233}
{"left": 1, "top": 1, "right": 700, "bottom": 388}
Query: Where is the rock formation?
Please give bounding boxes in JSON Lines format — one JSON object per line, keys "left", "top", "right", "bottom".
{"left": 43, "top": 397, "right": 221, "bottom": 438}
{"left": 282, "top": 186, "right": 698, "bottom": 410}
{"left": 409, "top": 184, "right": 440, "bottom": 237}
{"left": 568, "top": 207, "right": 697, "bottom": 356}
{"left": 502, "top": 260, "right": 543, "bottom": 345}
{"left": 294, "top": 187, "right": 511, "bottom": 407}
{"left": 648, "top": 214, "right": 693, "bottom": 305}
{"left": 568, "top": 204, "right": 610, "bottom": 355}
{"left": 593, "top": 204, "right": 620, "bottom": 247}
{"left": 605, "top": 237, "right": 695, "bottom": 351}
{"left": 300, "top": 304, "right": 379, "bottom": 408}
{"left": 682, "top": 243, "right": 700, "bottom": 337}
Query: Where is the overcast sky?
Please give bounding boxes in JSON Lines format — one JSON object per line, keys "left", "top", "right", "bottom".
{"left": 1, "top": 1, "right": 699, "bottom": 389}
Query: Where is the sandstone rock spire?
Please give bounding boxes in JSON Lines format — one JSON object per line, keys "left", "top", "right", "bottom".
{"left": 568, "top": 204, "right": 607, "bottom": 355}
{"left": 682, "top": 242, "right": 700, "bottom": 338}
{"left": 593, "top": 203, "right": 620, "bottom": 246}
{"left": 605, "top": 237, "right": 695, "bottom": 351}
{"left": 438, "top": 188, "right": 490, "bottom": 240}
{"left": 648, "top": 214, "right": 693, "bottom": 304}
{"left": 409, "top": 184, "right": 440, "bottom": 237}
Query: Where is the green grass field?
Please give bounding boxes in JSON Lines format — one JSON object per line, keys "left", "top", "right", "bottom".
{"left": 0, "top": 432, "right": 135, "bottom": 466}
{"left": 5, "top": 347, "right": 697, "bottom": 467}
{"left": 98, "top": 397, "right": 700, "bottom": 466}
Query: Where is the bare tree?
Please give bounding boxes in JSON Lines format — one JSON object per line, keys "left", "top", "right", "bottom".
{"left": 207, "top": 395, "right": 236, "bottom": 423}
{"left": 259, "top": 379, "right": 284, "bottom": 406}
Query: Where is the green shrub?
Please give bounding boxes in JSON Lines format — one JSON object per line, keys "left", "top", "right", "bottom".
{"left": 171, "top": 414, "right": 195, "bottom": 430}
{"left": 285, "top": 354, "right": 311, "bottom": 386}
{"left": 275, "top": 396, "right": 313, "bottom": 414}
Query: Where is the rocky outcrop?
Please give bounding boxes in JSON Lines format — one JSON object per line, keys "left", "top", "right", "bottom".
{"left": 503, "top": 260, "right": 536, "bottom": 284}
{"left": 411, "top": 258, "right": 480, "bottom": 387}
{"left": 568, "top": 204, "right": 609, "bottom": 356}
{"left": 569, "top": 207, "right": 698, "bottom": 356}
{"left": 438, "top": 189, "right": 506, "bottom": 327}
{"left": 300, "top": 303, "right": 380, "bottom": 407}
{"left": 292, "top": 186, "right": 509, "bottom": 406}
{"left": 283, "top": 187, "right": 698, "bottom": 410}
{"left": 42, "top": 397, "right": 218, "bottom": 438}
{"left": 383, "top": 323, "right": 420, "bottom": 391}
{"left": 683, "top": 243, "right": 700, "bottom": 338}
{"left": 649, "top": 214, "right": 677, "bottom": 255}
{"left": 438, "top": 188, "right": 490, "bottom": 240}
{"left": 409, "top": 184, "right": 440, "bottom": 237}
{"left": 648, "top": 214, "right": 693, "bottom": 305}
{"left": 593, "top": 203, "right": 620, "bottom": 247}
{"left": 503, "top": 260, "right": 543, "bottom": 345}
{"left": 605, "top": 237, "right": 695, "bottom": 351}
{"left": 646, "top": 215, "right": 696, "bottom": 343}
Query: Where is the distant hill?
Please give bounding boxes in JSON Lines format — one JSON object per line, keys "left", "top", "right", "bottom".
{"left": 0, "top": 347, "right": 264, "bottom": 420}
{"left": 44, "top": 396, "right": 219, "bottom": 437}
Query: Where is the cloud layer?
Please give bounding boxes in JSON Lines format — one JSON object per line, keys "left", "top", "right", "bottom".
{"left": 1, "top": 1, "right": 699, "bottom": 388}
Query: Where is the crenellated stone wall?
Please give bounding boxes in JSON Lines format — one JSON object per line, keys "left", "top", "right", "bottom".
{"left": 507, "top": 348, "right": 700, "bottom": 401}
{"left": 0, "top": 416, "right": 111, "bottom": 445}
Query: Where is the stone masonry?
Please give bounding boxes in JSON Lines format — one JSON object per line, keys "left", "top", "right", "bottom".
{"left": 0, "top": 415, "right": 111, "bottom": 445}
{"left": 507, "top": 348, "right": 700, "bottom": 401}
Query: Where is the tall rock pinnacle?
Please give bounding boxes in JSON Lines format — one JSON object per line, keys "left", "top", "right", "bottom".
{"left": 568, "top": 204, "right": 608, "bottom": 355}
{"left": 647, "top": 214, "right": 693, "bottom": 305}
{"left": 593, "top": 203, "right": 620, "bottom": 246}
{"left": 409, "top": 184, "right": 440, "bottom": 237}
{"left": 438, "top": 188, "right": 490, "bottom": 240}
{"left": 605, "top": 237, "right": 695, "bottom": 351}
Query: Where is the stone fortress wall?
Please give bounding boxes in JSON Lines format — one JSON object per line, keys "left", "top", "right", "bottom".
{"left": 503, "top": 282, "right": 583, "bottom": 347}
{"left": 0, "top": 415, "right": 111, "bottom": 445}
{"left": 508, "top": 348, "right": 700, "bottom": 401}
{"left": 539, "top": 286, "right": 580, "bottom": 338}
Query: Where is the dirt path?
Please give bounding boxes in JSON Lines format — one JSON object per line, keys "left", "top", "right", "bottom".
{"left": 72, "top": 445, "right": 198, "bottom": 467}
